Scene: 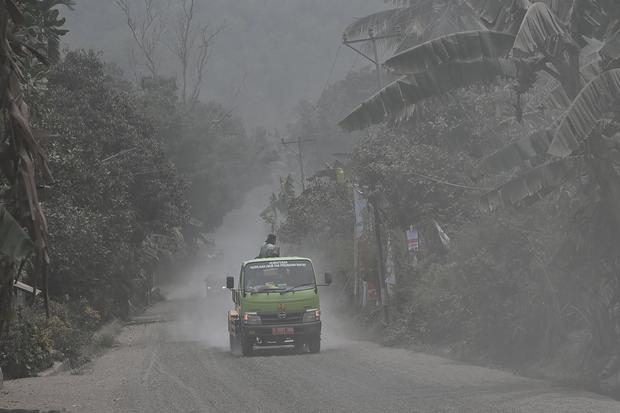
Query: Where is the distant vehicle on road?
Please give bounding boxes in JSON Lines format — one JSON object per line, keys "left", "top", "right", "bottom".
{"left": 226, "top": 257, "right": 332, "bottom": 356}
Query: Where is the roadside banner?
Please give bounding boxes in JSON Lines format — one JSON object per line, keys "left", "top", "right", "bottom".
{"left": 434, "top": 221, "right": 451, "bottom": 248}
{"left": 385, "top": 233, "right": 396, "bottom": 287}
{"left": 367, "top": 279, "right": 378, "bottom": 301}
{"left": 353, "top": 187, "right": 367, "bottom": 239}
{"left": 406, "top": 227, "right": 419, "bottom": 252}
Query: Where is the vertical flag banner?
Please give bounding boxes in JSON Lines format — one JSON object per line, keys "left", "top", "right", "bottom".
{"left": 385, "top": 232, "right": 396, "bottom": 286}
{"left": 353, "top": 188, "right": 367, "bottom": 239}
{"left": 406, "top": 227, "right": 419, "bottom": 252}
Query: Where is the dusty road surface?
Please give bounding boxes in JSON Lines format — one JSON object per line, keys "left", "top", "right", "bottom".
{"left": 2, "top": 291, "right": 620, "bottom": 413}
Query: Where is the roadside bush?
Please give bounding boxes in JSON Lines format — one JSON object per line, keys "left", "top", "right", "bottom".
{"left": 68, "top": 299, "right": 102, "bottom": 332}
{"left": 411, "top": 214, "right": 552, "bottom": 363}
{"left": 0, "top": 308, "right": 53, "bottom": 379}
{"left": 43, "top": 316, "right": 88, "bottom": 362}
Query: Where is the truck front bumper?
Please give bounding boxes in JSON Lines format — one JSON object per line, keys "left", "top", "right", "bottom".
{"left": 243, "top": 321, "right": 321, "bottom": 342}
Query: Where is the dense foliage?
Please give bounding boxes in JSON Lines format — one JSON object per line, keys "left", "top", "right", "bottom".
{"left": 270, "top": 1, "right": 620, "bottom": 395}
{"left": 26, "top": 50, "right": 188, "bottom": 318}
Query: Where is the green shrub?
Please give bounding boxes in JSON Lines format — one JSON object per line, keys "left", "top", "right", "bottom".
{"left": 68, "top": 299, "right": 102, "bottom": 332}
{"left": 0, "top": 308, "right": 53, "bottom": 378}
{"left": 43, "top": 315, "right": 89, "bottom": 362}
{"left": 410, "top": 216, "right": 552, "bottom": 363}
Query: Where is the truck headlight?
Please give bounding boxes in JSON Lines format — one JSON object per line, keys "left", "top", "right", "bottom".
{"left": 243, "top": 312, "right": 262, "bottom": 325}
{"left": 303, "top": 309, "right": 320, "bottom": 323}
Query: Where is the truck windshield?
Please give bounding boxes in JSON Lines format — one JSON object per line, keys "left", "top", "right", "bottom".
{"left": 244, "top": 260, "right": 316, "bottom": 292}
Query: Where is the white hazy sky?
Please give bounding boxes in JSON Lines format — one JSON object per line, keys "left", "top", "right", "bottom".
{"left": 63, "top": 0, "right": 386, "bottom": 129}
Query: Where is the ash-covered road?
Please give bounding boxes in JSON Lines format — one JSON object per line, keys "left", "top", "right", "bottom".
{"left": 3, "top": 292, "right": 620, "bottom": 413}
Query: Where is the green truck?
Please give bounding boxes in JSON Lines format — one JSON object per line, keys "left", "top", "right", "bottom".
{"left": 226, "top": 257, "right": 332, "bottom": 356}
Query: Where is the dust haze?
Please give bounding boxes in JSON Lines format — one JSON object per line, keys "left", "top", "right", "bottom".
{"left": 164, "top": 185, "right": 361, "bottom": 352}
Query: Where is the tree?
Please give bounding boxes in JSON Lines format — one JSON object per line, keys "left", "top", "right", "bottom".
{"left": 0, "top": 0, "right": 73, "bottom": 332}
{"left": 117, "top": 0, "right": 222, "bottom": 108}
{"left": 338, "top": 0, "right": 620, "bottom": 364}
{"left": 116, "top": 0, "right": 165, "bottom": 78}
{"left": 30, "top": 50, "right": 189, "bottom": 318}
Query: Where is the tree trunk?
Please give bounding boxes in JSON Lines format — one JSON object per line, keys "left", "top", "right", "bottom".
{"left": 0, "top": 260, "right": 16, "bottom": 337}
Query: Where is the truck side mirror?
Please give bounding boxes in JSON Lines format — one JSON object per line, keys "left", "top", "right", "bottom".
{"left": 226, "top": 276, "right": 235, "bottom": 290}
{"left": 324, "top": 272, "right": 333, "bottom": 285}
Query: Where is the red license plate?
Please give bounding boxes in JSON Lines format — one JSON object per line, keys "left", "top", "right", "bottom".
{"left": 272, "top": 327, "right": 294, "bottom": 335}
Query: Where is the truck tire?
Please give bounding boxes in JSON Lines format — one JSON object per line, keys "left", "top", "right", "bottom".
{"left": 229, "top": 335, "right": 239, "bottom": 355}
{"left": 308, "top": 335, "right": 321, "bottom": 354}
{"left": 241, "top": 338, "right": 254, "bottom": 356}
{"left": 294, "top": 339, "right": 305, "bottom": 353}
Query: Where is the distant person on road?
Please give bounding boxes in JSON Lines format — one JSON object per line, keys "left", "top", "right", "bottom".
{"left": 258, "top": 234, "right": 280, "bottom": 258}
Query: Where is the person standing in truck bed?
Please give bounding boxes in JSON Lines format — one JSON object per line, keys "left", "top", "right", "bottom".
{"left": 258, "top": 233, "right": 280, "bottom": 258}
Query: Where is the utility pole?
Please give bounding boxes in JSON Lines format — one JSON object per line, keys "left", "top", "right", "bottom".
{"left": 370, "top": 28, "right": 383, "bottom": 89}
{"left": 282, "top": 136, "right": 316, "bottom": 192}
{"left": 342, "top": 28, "right": 400, "bottom": 91}
{"left": 343, "top": 28, "right": 401, "bottom": 323}
{"left": 370, "top": 192, "right": 389, "bottom": 322}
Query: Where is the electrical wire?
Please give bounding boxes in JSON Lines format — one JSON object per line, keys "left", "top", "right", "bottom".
{"left": 408, "top": 170, "right": 493, "bottom": 191}
{"left": 322, "top": 42, "right": 342, "bottom": 93}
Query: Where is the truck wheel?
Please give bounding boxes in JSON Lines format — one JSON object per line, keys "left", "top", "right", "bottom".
{"left": 307, "top": 335, "right": 321, "bottom": 354}
{"left": 229, "top": 335, "right": 239, "bottom": 355}
{"left": 241, "top": 338, "right": 254, "bottom": 356}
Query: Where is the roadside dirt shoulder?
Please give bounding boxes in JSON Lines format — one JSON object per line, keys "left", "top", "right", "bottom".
{"left": 0, "top": 324, "right": 148, "bottom": 413}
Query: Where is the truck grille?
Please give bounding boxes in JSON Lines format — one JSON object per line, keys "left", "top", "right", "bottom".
{"left": 259, "top": 311, "right": 304, "bottom": 325}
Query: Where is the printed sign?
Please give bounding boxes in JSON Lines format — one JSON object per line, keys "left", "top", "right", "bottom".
{"left": 248, "top": 261, "right": 308, "bottom": 270}
{"left": 406, "top": 227, "right": 419, "bottom": 252}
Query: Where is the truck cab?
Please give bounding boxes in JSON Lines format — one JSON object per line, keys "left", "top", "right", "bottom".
{"left": 226, "top": 257, "right": 331, "bottom": 356}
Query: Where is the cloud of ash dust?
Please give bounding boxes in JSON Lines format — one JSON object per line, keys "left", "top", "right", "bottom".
{"left": 164, "top": 185, "right": 272, "bottom": 349}
{"left": 163, "top": 185, "right": 365, "bottom": 352}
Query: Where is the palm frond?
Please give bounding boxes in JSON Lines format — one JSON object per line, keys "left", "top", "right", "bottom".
{"left": 549, "top": 68, "right": 620, "bottom": 157}
{"left": 480, "top": 156, "right": 586, "bottom": 211}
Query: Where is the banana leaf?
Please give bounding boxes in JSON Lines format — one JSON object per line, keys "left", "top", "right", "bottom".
{"left": 340, "top": 58, "right": 517, "bottom": 131}
{"left": 549, "top": 69, "right": 620, "bottom": 157}
{"left": 543, "top": 60, "right": 602, "bottom": 110}
{"left": 344, "top": 2, "right": 489, "bottom": 56}
{"left": 480, "top": 156, "right": 586, "bottom": 211}
{"left": 465, "top": 0, "right": 518, "bottom": 32}
{"left": 339, "top": 77, "right": 412, "bottom": 131}
{"left": 600, "top": 30, "right": 620, "bottom": 65}
{"left": 512, "top": 3, "right": 567, "bottom": 58}
{"left": 385, "top": 31, "right": 515, "bottom": 75}
{"left": 478, "top": 128, "right": 554, "bottom": 176}
{"left": 344, "top": 7, "right": 420, "bottom": 44}
{"left": 0, "top": 207, "right": 34, "bottom": 261}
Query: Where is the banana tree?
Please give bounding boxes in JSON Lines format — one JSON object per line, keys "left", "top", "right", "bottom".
{"left": 343, "top": 0, "right": 488, "bottom": 57}
{"left": 340, "top": 2, "right": 609, "bottom": 131}
{"left": 0, "top": 0, "right": 71, "bottom": 332}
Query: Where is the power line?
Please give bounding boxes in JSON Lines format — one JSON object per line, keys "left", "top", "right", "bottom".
{"left": 322, "top": 42, "right": 342, "bottom": 93}
{"left": 409, "top": 170, "right": 492, "bottom": 191}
